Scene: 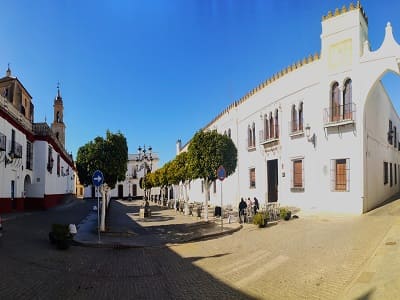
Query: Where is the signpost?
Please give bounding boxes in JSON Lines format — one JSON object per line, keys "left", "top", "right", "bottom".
{"left": 92, "top": 170, "right": 104, "bottom": 242}
{"left": 217, "top": 166, "right": 226, "bottom": 231}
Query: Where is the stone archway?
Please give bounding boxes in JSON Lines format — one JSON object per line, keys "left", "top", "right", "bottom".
{"left": 363, "top": 70, "right": 400, "bottom": 212}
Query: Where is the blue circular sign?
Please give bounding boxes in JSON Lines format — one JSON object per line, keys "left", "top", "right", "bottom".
{"left": 92, "top": 170, "right": 104, "bottom": 187}
{"left": 217, "top": 165, "right": 226, "bottom": 181}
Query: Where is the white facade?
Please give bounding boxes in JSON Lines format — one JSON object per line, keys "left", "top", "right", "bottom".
{"left": 176, "top": 4, "right": 400, "bottom": 214}
{"left": 0, "top": 72, "right": 75, "bottom": 213}
{"left": 84, "top": 152, "right": 160, "bottom": 199}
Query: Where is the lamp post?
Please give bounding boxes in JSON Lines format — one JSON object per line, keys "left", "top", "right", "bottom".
{"left": 126, "top": 174, "right": 133, "bottom": 201}
{"left": 136, "top": 145, "right": 153, "bottom": 203}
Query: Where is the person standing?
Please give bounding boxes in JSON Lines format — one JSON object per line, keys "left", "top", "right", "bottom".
{"left": 238, "top": 198, "right": 247, "bottom": 224}
{"left": 253, "top": 197, "right": 259, "bottom": 215}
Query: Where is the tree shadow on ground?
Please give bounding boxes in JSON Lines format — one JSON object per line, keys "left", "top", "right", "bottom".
{"left": 0, "top": 198, "right": 256, "bottom": 299}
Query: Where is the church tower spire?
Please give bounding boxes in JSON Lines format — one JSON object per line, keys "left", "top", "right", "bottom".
{"left": 51, "top": 82, "right": 66, "bottom": 147}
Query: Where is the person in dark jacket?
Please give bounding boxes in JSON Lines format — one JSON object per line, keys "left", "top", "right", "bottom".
{"left": 239, "top": 198, "right": 247, "bottom": 223}
{"left": 253, "top": 197, "right": 259, "bottom": 215}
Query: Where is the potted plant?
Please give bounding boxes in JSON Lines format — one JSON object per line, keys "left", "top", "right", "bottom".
{"left": 253, "top": 211, "right": 269, "bottom": 228}
{"left": 49, "top": 224, "right": 72, "bottom": 250}
{"left": 280, "top": 207, "right": 292, "bottom": 221}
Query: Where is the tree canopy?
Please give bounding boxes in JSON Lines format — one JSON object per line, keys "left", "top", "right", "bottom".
{"left": 187, "top": 130, "right": 238, "bottom": 220}
{"left": 188, "top": 130, "right": 237, "bottom": 181}
{"left": 76, "top": 130, "right": 128, "bottom": 189}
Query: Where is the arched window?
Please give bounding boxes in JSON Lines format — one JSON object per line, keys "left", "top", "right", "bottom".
{"left": 252, "top": 122, "right": 256, "bottom": 147}
{"left": 298, "top": 102, "right": 304, "bottom": 131}
{"left": 228, "top": 128, "right": 231, "bottom": 138}
{"left": 343, "top": 79, "right": 352, "bottom": 120}
{"left": 248, "top": 125, "right": 252, "bottom": 148}
{"left": 275, "top": 109, "right": 279, "bottom": 138}
{"left": 269, "top": 112, "right": 274, "bottom": 138}
{"left": 331, "top": 82, "right": 340, "bottom": 122}
{"left": 264, "top": 114, "right": 269, "bottom": 140}
{"left": 291, "top": 105, "right": 297, "bottom": 132}
{"left": 56, "top": 111, "right": 61, "bottom": 123}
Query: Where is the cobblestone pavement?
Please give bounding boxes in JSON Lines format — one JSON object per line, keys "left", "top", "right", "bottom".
{"left": 2, "top": 197, "right": 400, "bottom": 299}
{"left": 0, "top": 199, "right": 251, "bottom": 300}
{"left": 170, "top": 206, "right": 399, "bottom": 299}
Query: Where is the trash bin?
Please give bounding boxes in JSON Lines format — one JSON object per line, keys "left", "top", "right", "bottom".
{"left": 214, "top": 206, "right": 221, "bottom": 217}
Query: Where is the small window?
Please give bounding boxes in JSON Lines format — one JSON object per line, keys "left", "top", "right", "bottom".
{"left": 384, "top": 162, "right": 388, "bottom": 185}
{"left": 292, "top": 159, "right": 304, "bottom": 190}
{"left": 249, "top": 168, "right": 256, "bottom": 188}
{"left": 228, "top": 128, "right": 231, "bottom": 138}
{"left": 395, "top": 163, "right": 397, "bottom": 185}
{"left": 201, "top": 180, "right": 204, "bottom": 193}
{"left": 395, "top": 127, "right": 397, "bottom": 147}
{"left": 26, "top": 141, "right": 33, "bottom": 170}
{"left": 213, "top": 180, "right": 216, "bottom": 193}
{"left": 331, "top": 159, "right": 350, "bottom": 191}
{"left": 390, "top": 163, "right": 393, "bottom": 187}
{"left": 388, "top": 120, "right": 393, "bottom": 145}
{"left": 57, "top": 155, "right": 61, "bottom": 176}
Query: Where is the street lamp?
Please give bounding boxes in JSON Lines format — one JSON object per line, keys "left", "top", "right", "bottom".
{"left": 136, "top": 145, "right": 153, "bottom": 202}
{"left": 126, "top": 173, "right": 133, "bottom": 201}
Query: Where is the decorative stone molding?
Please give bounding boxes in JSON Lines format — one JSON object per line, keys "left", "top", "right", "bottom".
{"left": 322, "top": 2, "right": 367, "bottom": 24}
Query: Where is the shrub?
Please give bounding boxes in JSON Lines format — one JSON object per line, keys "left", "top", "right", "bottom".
{"left": 253, "top": 212, "right": 269, "bottom": 227}
{"left": 280, "top": 208, "right": 291, "bottom": 221}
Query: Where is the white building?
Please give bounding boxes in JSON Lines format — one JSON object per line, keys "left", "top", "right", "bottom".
{"left": 176, "top": 3, "right": 400, "bottom": 214}
{"left": 0, "top": 68, "right": 75, "bottom": 213}
{"left": 83, "top": 149, "right": 160, "bottom": 200}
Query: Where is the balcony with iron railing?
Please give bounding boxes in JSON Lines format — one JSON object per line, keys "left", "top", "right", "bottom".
{"left": 259, "top": 125, "right": 280, "bottom": 148}
{"left": 288, "top": 118, "right": 304, "bottom": 136}
{"left": 0, "top": 132, "right": 6, "bottom": 151}
{"left": 323, "top": 103, "right": 356, "bottom": 127}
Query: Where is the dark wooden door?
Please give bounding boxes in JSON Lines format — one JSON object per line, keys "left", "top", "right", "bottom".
{"left": 267, "top": 159, "right": 278, "bottom": 202}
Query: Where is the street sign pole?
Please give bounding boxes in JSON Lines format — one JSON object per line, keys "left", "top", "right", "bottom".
{"left": 97, "top": 186, "right": 100, "bottom": 242}
{"left": 92, "top": 170, "right": 104, "bottom": 243}
{"left": 217, "top": 166, "right": 226, "bottom": 232}
{"left": 220, "top": 180, "right": 223, "bottom": 231}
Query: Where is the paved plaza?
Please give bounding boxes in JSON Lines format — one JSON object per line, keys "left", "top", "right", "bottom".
{"left": 1, "top": 197, "right": 400, "bottom": 299}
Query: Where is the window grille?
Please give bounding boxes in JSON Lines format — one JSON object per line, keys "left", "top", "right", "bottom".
{"left": 388, "top": 120, "right": 393, "bottom": 145}
{"left": 384, "top": 162, "right": 388, "bottom": 185}
{"left": 0, "top": 132, "right": 6, "bottom": 151}
{"left": 57, "top": 155, "right": 61, "bottom": 176}
{"left": 249, "top": 168, "right": 256, "bottom": 188}
{"left": 330, "top": 159, "right": 350, "bottom": 192}
{"left": 26, "top": 141, "right": 33, "bottom": 170}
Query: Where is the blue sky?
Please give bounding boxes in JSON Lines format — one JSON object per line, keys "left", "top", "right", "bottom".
{"left": 1, "top": 0, "right": 400, "bottom": 166}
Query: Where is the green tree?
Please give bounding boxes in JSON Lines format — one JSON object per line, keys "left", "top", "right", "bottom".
{"left": 170, "top": 151, "right": 192, "bottom": 202}
{"left": 76, "top": 130, "right": 128, "bottom": 189}
{"left": 188, "top": 130, "right": 237, "bottom": 220}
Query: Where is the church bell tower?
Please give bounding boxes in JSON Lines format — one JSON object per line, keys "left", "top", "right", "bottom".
{"left": 51, "top": 83, "right": 66, "bottom": 147}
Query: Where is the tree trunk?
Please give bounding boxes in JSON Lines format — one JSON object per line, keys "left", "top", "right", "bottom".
{"left": 184, "top": 181, "right": 189, "bottom": 202}
{"left": 203, "top": 178, "right": 211, "bottom": 221}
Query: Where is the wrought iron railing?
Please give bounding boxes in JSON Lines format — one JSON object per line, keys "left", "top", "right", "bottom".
{"left": 324, "top": 103, "right": 356, "bottom": 125}
{"left": 288, "top": 118, "right": 304, "bottom": 135}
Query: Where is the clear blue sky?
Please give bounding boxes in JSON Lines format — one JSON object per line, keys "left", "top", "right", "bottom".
{"left": 1, "top": 0, "right": 400, "bottom": 166}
